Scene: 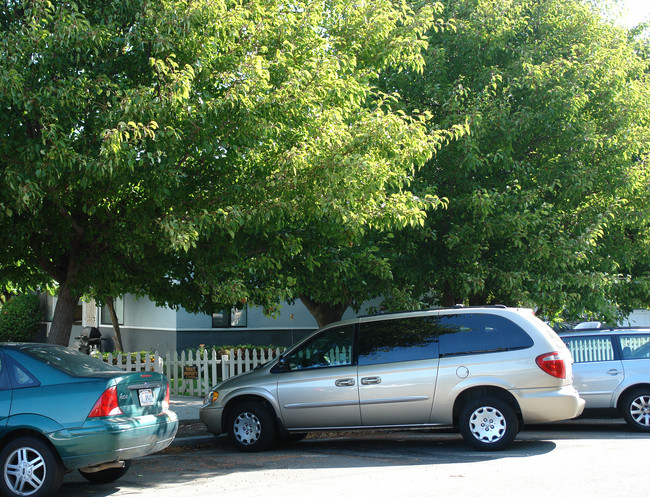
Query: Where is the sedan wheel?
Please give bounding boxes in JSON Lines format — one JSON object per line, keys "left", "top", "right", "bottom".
{"left": 0, "top": 436, "right": 63, "bottom": 497}
{"left": 459, "top": 397, "right": 519, "bottom": 451}
{"left": 622, "top": 389, "right": 650, "bottom": 432}
{"left": 228, "top": 401, "right": 277, "bottom": 452}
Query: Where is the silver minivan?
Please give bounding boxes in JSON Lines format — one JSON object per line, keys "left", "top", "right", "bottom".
{"left": 200, "top": 306, "right": 585, "bottom": 451}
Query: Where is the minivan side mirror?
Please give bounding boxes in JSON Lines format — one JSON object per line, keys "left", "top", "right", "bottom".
{"left": 272, "top": 355, "right": 289, "bottom": 373}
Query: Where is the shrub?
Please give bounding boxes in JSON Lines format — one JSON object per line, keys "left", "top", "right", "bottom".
{"left": 0, "top": 293, "right": 41, "bottom": 342}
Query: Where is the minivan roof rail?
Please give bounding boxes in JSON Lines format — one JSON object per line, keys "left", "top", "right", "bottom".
{"left": 359, "top": 304, "right": 508, "bottom": 318}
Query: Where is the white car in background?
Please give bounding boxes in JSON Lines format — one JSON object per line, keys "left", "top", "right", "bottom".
{"left": 559, "top": 327, "right": 650, "bottom": 431}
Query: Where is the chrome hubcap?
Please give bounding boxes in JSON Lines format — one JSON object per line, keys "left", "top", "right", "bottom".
{"left": 233, "top": 412, "right": 262, "bottom": 446}
{"left": 469, "top": 406, "right": 506, "bottom": 443}
{"left": 4, "top": 447, "right": 46, "bottom": 496}
{"left": 630, "top": 395, "right": 650, "bottom": 427}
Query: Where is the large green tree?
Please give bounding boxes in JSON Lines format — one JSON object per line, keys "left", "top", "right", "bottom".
{"left": 380, "top": 0, "right": 650, "bottom": 322}
{"left": 0, "top": 0, "right": 446, "bottom": 344}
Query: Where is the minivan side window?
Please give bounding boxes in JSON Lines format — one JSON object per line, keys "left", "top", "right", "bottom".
{"left": 283, "top": 324, "right": 355, "bottom": 371}
{"left": 562, "top": 336, "right": 615, "bottom": 363}
{"left": 438, "top": 314, "right": 534, "bottom": 357}
{"left": 618, "top": 335, "right": 650, "bottom": 360}
{"left": 358, "top": 317, "right": 441, "bottom": 366}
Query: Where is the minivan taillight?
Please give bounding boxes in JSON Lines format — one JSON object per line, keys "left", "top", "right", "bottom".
{"left": 536, "top": 352, "right": 566, "bottom": 379}
{"left": 88, "top": 386, "right": 124, "bottom": 417}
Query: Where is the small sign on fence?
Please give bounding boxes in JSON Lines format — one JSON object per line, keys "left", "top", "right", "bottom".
{"left": 183, "top": 366, "right": 198, "bottom": 379}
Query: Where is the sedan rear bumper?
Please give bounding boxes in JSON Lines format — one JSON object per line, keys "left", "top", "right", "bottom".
{"left": 50, "top": 410, "right": 179, "bottom": 470}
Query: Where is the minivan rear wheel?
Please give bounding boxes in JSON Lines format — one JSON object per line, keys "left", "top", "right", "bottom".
{"left": 621, "top": 389, "right": 650, "bottom": 432}
{"left": 227, "top": 401, "right": 277, "bottom": 452}
{"left": 459, "top": 397, "right": 519, "bottom": 451}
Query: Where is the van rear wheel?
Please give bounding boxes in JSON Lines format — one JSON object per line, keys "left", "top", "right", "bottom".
{"left": 459, "top": 397, "right": 518, "bottom": 450}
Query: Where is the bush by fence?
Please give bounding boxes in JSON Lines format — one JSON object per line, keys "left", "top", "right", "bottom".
{"left": 0, "top": 293, "right": 41, "bottom": 342}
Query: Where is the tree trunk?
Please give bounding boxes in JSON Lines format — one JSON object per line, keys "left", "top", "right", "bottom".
{"left": 106, "top": 297, "right": 124, "bottom": 352}
{"left": 299, "top": 295, "right": 349, "bottom": 328}
{"left": 442, "top": 281, "right": 457, "bottom": 307}
{"left": 47, "top": 284, "right": 79, "bottom": 346}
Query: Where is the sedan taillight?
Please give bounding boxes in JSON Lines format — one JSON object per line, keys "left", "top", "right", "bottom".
{"left": 163, "top": 381, "right": 171, "bottom": 411}
{"left": 535, "top": 352, "right": 567, "bottom": 379}
{"left": 89, "top": 386, "right": 124, "bottom": 417}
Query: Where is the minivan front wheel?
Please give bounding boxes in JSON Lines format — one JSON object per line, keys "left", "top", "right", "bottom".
{"left": 621, "top": 389, "right": 650, "bottom": 432}
{"left": 459, "top": 397, "right": 519, "bottom": 451}
{"left": 227, "top": 401, "right": 277, "bottom": 452}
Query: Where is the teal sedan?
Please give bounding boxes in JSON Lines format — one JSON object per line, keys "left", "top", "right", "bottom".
{"left": 0, "top": 343, "right": 178, "bottom": 497}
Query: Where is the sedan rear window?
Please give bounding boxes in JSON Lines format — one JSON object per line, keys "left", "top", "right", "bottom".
{"left": 22, "top": 345, "right": 122, "bottom": 376}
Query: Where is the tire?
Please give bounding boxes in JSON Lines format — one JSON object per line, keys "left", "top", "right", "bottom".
{"left": 459, "top": 397, "right": 519, "bottom": 451}
{"left": 79, "top": 460, "right": 131, "bottom": 484}
{"left": 227, "top": 401, "right": 277, "bottom": 452}
{"left": 0, "top": 436, "right": 63, "bottom": 497}
{"left": 621, "top": 389, "right": 650, "bottom": 432}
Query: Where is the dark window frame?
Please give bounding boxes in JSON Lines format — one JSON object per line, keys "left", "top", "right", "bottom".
{"left": 212, "top": 306, "right": 248, "bottom": 328}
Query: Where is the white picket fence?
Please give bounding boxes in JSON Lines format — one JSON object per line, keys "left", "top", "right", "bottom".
{"left": 101, "top": 348, "right": 284, "bottom": 397}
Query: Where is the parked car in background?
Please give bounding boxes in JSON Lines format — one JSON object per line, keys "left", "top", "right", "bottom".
{"left": 201, "top": 306, "right": 584, "bottom": 452}
{"left": 559, "top": 327, "right": 650, "bottom": 431}
{"left": 0, "top": 343, "right": 178, "bottom": 497}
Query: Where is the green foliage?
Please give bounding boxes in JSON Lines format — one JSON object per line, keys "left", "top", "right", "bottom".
{"left": 381, "top": 0, "right": 650, "bottom": 322}
{"left": 0, "top": 0, "right": 454, "bottom": 342}
{"left": 0, "top": 293, "right": 41, "bottom": 342}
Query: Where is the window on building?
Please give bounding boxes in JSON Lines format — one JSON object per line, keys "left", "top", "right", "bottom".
{"left": 42, "top": 296, "right": 83, "bottom": 324}
{"left": 212, "top": 307, "right": 247, "bottom": 328}
{"left": 101, "top": 298, "right": 124, "bottom": 326}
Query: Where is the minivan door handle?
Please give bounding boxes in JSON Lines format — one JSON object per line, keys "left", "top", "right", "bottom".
{"left": 607, "top": 369, "right": 622, "bottom": 376}
{"left": 361, "top": 376, "right": 382, "bottom": 385}
{"left": 335, "top": 378, "right": 356, "bottom": 387}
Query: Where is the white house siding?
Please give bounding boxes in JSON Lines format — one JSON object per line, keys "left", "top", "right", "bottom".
{"left": 622, "top": 309, "right": 650, "bottom": 327}
{"left": 80, "top": 295, "right": 382, "bottom": 354}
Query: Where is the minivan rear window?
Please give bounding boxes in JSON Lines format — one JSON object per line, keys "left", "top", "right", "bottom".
{"left": 438, "top": 314, "right": 534, "bottom": 356}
